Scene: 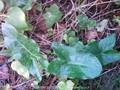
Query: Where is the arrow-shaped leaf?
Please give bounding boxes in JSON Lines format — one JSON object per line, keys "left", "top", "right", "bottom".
{"left": 2, "top": 23, "right": 49, "bottom": 81}
{"left": 48, "top": 42, "right": 102, "bottom": 79}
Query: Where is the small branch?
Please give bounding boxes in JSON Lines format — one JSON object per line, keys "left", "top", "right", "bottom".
{"left": 12, "top": 78, "right": 34, "bottom": 89}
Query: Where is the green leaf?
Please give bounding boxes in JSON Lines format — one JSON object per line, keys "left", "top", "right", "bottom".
{"left": 2, "top": 23, "right": 49, "bottom": 81}
{"left": 44, "top": 4, "right": 63, "bottom": 28}
{"left": 5, "top": 7, "right": 29, "bottom": 32}
{"left": 51, "top": 42, "right": 77, "bottom": 60}
{"left": 48, "top": 54, "right": 102, "bottom": 79}
{"left": 100, "top": 50, "right": 120, "bottom": 65}
{"left": 50, "top": 34, "right": 119, "bottom": 79}
{"left": 85, "top": 41, "right": 101, "bottom": 55}
{"left": 4, "top": 0, "right": 34, "bottom": 10}
{"left": 85, "top": 35, "right": 119, "bottom": 65}
{"left": 11, "top": 60, "right": 30, "bottom": 79}
{"left": 77, "top": 15, "right": 96, "bottom": 29}
{"left": 57, "top": 80, "right": 74, "bottom": 90}
{"left": 49, "top": 43, "right": 102, "bottom": 79}
{"left": 29, "top": 60, "right": 42, "bottom": 81}
{"left": 0, "top": 0, "right": 4, "bottom": 12}
{"left": 98, "top": 34, "right": 116, "bottom": 52}
{"left": 63, "top": 30, "right": 78, "bottom": 45}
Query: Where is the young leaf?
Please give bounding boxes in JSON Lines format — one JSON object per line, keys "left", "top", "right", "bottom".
{"left": 20, "top": 0, "right": 33, "bottom": 10}
{"left": 5, "top": 7, "right": 29, "bottom": 32}
{"left": 44, "top": 4, "right": 63, "bottom": 28}
{"left": 11, "top": 60, "right": 29, "bottom": 79}
{"left": 4, "top": 0, "right": 34, "bottom": 10}
{"left": 98, "top": 34, "right": 116, "bottom": 52}
{"left": 63, "top": 30, "right": 78, "bottom": 45}
{"left": 57, "top": 80, "right": 74, "bottom": 90}
{"left": 2, "top": 23, "right": 49, "bottom": 81}
{"left": 85, "top": 41, "right": 101, "bottom": 55}
{"left": 51, "top": 42, "right": 77, "bottom": 60}
{"left": 77, "top": 15, "right": 96, "bottom": 29}
{"left": 49, "top": 43, "right": 102, "bottom": 79}
{"left": 0, "top": 0, "right": 4, "bottom": 12}
{"left": 100, "top": 50, "right": 120, "bottom": 65}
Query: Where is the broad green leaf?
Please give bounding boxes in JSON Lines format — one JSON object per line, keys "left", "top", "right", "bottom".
{"left": 100, "top": 50, "right": 120, "bottom": 65}
{"left": 0, "top": 0, "right": 4, "bottom": 12}
{"left": 85, "top": 34, "right": 119, "bottom": 65}
{"left": 49, "top": 43, "right": 102, "bottom": 79}
{"left": 77, "top": 15, "right": 96, "bottom": 29}
{"left": 44, "top": 4, "right": 63, "bottom": 28}
{"left": 5, "top": 7, "right": 29, "bottom": 32}
{"left": 85, "top": 41, "right": 101, "bottom": 55}
{"left": 85, "top": 35, "right": 120, "bottom": 65}
{"left": 57, "top": 80, "right": 74, "bottom": 90}
{"left": 4, "top": 0, "right": 34, "bottom": 10}
{"left": 52, "top": 42, "right": 77, "bottom": 60}
{"left": 72, "top": 41, "right": 85, "bottom": 52}
{"left": 50, "top": 34, "right": 119, "bottom": 79}
{"left": 2, "top": 23, "right": 49, "bottom": 81}
{"left": 48, "top": 54, "right": 102, "bottom": 79}
{"left": 98, "top": 34, "right": 116, "bottom": 52}
{"left": 11, "top": 60, "right": 29, "bottom": 79}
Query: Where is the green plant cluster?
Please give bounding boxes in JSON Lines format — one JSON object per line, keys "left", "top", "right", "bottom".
{"left": 49, "top": 34, "right": 120, "bottom": 79}
{"left": 1, "top": 0, "right": 120, "bottom": 89}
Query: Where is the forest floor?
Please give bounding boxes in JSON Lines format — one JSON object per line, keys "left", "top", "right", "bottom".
{"left": 1, "top": 0, "right": 120, "bottom": 90}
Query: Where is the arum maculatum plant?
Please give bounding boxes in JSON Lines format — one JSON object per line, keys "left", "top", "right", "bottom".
{"left": 1, "top": 6, "right": 49, "bottom": 81}
{"left": 1, "top": 0, "right": 120, "bottom": 83}
{"left": 48, "top": 34, "right": 120, "bottom": 79}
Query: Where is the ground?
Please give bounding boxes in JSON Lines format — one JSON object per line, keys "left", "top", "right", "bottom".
{"left": 1, "top": 0, "right": 120, "bottom": 90}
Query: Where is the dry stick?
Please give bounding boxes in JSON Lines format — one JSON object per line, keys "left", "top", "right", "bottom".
{"left": 42, "top": 0, "right": 53, "bottom": 5}
{"left": 94, "top": 8, "right": 120, "bottom": 19}
{"left": 91, "top": 2, "right": 112, "bottom": 19}
{"left": 59, "top": 0, "right": 68, "bottom": 8}
{"left": 44, "top": 1, "right": 118, "bottom": 42}
{"left": 35, "top": 34, "right": 51, "bottom": 44}
{"left": 99, "top": 66, "right": 118, "bottom": 77}
{"left": 49, "top": 29, "right": 65, "bottom": 41}
{"left": 49, "top": 15, "right": 78, "bottom": 41}
{"left": 0, "top": 14, "right": 7, "bottom": 17}
{"left": 12, "top": 78, "right": 34, "bottom": 89}
{"left": 62, "top": 0, "right": 75, "bottom": 20}
{"left": 79, "top": 0, "right": 115, "bottom": 8}
{"left": 76, "top": 0, "right": 116, "bottom": 15}
{"left": 48, "top": 77, "right": 57, "bottom": 90}
{"left": 81, "top": 0, "right": 97, "bottom": 15}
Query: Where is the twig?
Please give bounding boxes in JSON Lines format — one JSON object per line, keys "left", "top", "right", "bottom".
{"left": 12, "top": 78, "right": 34, "bottom": 89}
